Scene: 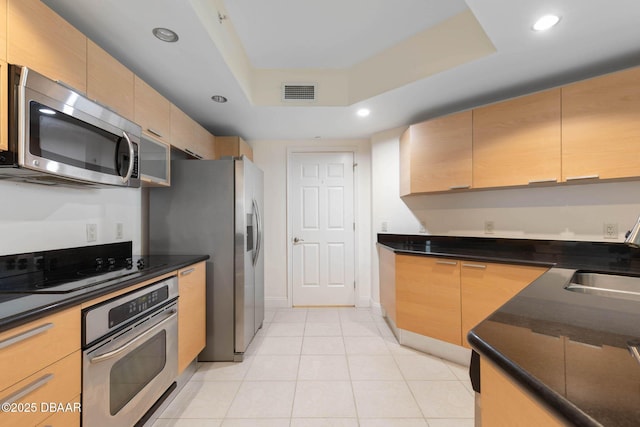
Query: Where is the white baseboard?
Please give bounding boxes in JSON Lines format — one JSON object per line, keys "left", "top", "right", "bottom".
{"left": 369, "top": 300, "right": 383, "bottom": 317}
{"left": 265, "top": 297, "right": 289, "bottom": 309}
{"left": 399, "top": 328, "right": 471, "bottom": 367}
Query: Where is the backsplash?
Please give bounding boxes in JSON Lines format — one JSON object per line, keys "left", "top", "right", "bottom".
{"left": 0, "top": 180, "right": 142, "bottom": 255}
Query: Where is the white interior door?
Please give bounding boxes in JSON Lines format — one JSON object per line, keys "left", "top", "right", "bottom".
{"left": 290, "top": 151, "right": 355, "bottom": 306}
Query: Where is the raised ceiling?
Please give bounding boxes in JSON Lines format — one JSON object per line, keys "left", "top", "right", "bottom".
{"left": 43, "top": 0, "right": 640, "bottom": 141}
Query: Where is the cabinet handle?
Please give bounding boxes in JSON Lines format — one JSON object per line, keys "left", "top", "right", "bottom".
{"left": 0, "top": 374, "right": 54, "bottom": 405}
{"left": 462, "top": 263, "right": 487, "bottom": 269}
{"left": 147, "top": 128, "right": 164, "bottom": 138}
{"left": 449, "top": 185, "right": 470, "bottom": 190}
{"left": 185, "top": 149, "right": 204, "bottom": 159}
{"left": 180, "top": 268, "right": 196, "bottom": 276}
{"left": 528, "top": 178, "right": 557, "bottom": 184}
{"left": 436, "top": 260, "right": 458, "bottom": 266}
{"left": 566, "top": 174, "right": 599, "bottom": 181}
{"left": 0, "top": 323, "right": 53, "bottom": 350}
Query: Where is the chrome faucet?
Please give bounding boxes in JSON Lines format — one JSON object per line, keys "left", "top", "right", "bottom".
{"left": 624, "top": 216, "right": 640, "bottom": 247}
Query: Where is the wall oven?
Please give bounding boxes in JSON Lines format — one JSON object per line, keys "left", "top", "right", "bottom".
{"left": 82, "top": 277, "right": 178, "bottom": 426}
{"left": 0, "top": 64, "right": 141, "bottom": 187}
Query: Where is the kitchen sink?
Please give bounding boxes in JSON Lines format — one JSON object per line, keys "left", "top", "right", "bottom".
{"left": 565, "top": 271, "right": 640, "bottom": 302}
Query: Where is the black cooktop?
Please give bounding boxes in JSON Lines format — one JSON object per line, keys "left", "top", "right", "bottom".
{"left": 0, "top": 242, "right": 165, "bottom": 296}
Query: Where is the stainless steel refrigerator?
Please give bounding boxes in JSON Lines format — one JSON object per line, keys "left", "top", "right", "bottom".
{"left": 148, "top": 156, "right": 264, "bottom": 361}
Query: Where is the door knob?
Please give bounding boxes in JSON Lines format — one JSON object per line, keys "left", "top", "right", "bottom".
{"left": 293, "top": 237, "right": 305, "bottom": 244}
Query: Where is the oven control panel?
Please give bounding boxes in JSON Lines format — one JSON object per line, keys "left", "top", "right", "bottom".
{"left": 108, "top": 285, "right": 169, "bottom": 328}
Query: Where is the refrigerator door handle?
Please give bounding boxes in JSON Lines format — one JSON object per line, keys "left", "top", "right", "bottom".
{"left": 252, "top": 198, "right": 262, "bottom": 266}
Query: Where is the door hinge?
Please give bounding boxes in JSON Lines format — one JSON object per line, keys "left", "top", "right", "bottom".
{"left": 354, "top": 280, "right": 356, "bottom": 289}
{"left": 353, "top": 222, "right": 355, "bottom": 231}
{"left": 353, "top": 163, "right": 358, "bottom": 169}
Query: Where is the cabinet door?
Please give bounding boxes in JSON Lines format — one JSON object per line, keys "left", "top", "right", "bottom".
{"left": 134, "top": 76, "right": 171, "bottom": 143}
{"left": 473, "top": 89, "right": 561, "bottom": 188}
{"left": 87, "top": 40, "right": 134, "bottom": 120}
{"left": 378, "top": 245, "right": 397, "bottom": 324}
{"left": 0, "top": 306, "right": 80, "bottom": 392}
{"left": 178, "top": 262, "right": 207, "bottom": 373}
{"left": 8, "top": 0, "right": 87, "bottom": 93}
{"left": 461, "top": 262, "right": 545, "bottom": 347}
{"left": 0, "top": 351, "right": 80, "bottom": 427}
{"left": 402, "top": 111, "right": 472, "bottom": 194}
{"left": 216, "top": 136, "right": 253, "bottom": 161}
{"left": 140, "top": 134, "right": 170, "bottom": 186}
{"left": 0, "top": 0, "right": 7, "bottom": 61}
{"left": 0, "top": 60, "right": 7, "bottom": 151}
{"left": 481, "top": 358, "right": 567, "bottom": 427}
{"left": 396, "top": 255, "right": 462, "bottom": 345}
{"left": 194, "top": 122, "right": 216, "bottom": 160}
{"left": 562, "top": 66, "right": 640, "bottom": 181}
{"left": 170, "top": 103, "right": 195, "bottom": 155}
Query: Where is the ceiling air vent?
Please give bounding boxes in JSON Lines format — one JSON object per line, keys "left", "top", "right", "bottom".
{"left": 282, "top": 83, "right": 317, "bottom": 102}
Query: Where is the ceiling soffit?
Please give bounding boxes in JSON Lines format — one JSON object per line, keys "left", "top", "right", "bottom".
{"left": 192, "top": 0, "right": 496, "bottom": 107}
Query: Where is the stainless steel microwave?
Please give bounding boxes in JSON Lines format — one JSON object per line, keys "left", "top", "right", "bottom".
{"left": 0, "top": 64, "right": 141, "bottom": 187}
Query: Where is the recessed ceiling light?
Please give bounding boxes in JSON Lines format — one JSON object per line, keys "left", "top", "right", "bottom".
{"left": 211, "top": 95, "right": 228, "bottom": 103}
{"left": 532, "top": 15, "right": 561, "bottom": 31}
{"left": 357, "top": 108, "right": 371, "bottom": 117}
{"left": 152, "top": 27, "right": 179, "bottom": 42}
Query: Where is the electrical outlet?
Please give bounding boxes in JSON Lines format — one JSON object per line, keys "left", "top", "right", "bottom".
{"left": 484, "top": 220, "right": 495, "bottom": 234}
{"left": 603, "top": 222, "right": 618, "bottom": 239}
{"left": 381, "top": 221, "right": 388, "bottom": 232}
{"left": 116, "top": 223, "right": 124, "bottom": 240}
{"left": 86, "top": 224, "right": 97, "bottom": 242}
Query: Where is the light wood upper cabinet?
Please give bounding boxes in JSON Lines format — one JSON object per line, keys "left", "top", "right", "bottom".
{"left": 8, "top": 0, "right": 87, "bottom": 93}
{"left": 460, "top": 261, "right": 546, "bottom": 347}
{"left": 216, "top": 136, "right": 253, "bottom": 161}
{"left": 399, "top": 111, "right": 472, "bottom": 195}
{"left": 134, "top": 75, "right": 171, "bottom": 143}
{"left": 378, "top": 245, "right": 397, "bottom": 324}
{"left": 473, "top": 89, "right": 561, "bottom": 188}
{"left": 562, "top": 66, "right": 640, "bottom": 182}
{"left": 396, "top": 255, "right": 462, "bottom": 345}
{"left": 194, "top": 122, "right": 216, "bottom": 160}
{"left": 178, "top": 262, "right": 207, "bottom": 373}
{"left": 170, "top": 103, "right": 194, "bottom": 155}
{"left": 87, "top": 40, "right": 134, "bottom": 120}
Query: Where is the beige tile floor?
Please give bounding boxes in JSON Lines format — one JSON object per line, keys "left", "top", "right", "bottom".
{"left": 153, "top": 307, "right": 475, "bottom": 427}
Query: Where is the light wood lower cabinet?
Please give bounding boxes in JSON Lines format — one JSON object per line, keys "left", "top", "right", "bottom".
{"left": 481, "top": 357, "right": 567, "bottom": 427}
{"left": 378, "top": 245, "right": 397, "bottom": 324}
{"left": 0, "top": 306, "right": 80, "bottom": 392}
{"left": 178, "top": 262, "right": 207, "bottom": 373}
{"left": 461, "top": 261, "right": 546, "bottom": 347}
{"left": 396, "top": 255, "right": 461, "bottom": 345}
{"left": 0, "top": 351, "right": 81, "bottom": 427}
{"left": 36, "top": 394, "right": 80, "bottom": 427}
{"left": 0, "top": 60, "right": 7, "bottom": 152}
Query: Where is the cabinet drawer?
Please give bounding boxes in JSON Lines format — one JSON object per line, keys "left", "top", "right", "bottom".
{"left": 36, "top": 394, "right": 80, "bottom": 427}
{"left": 0, "top": 307, "right": 80, "bottom": 392}
{"left": 0, "top": 351, "right": 81, "bottom": 427}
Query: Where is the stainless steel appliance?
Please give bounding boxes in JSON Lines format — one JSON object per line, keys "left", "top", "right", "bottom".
{"left": 0, "top": 64, "right": 141, "bottom": 187}
{"left": 149, "top": 156, "right": 264, "bottom": 361}
{"left": 82, "top": 277, "right": 178, "bottom": 427}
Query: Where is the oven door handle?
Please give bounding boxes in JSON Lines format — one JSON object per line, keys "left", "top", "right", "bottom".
{"left": 89, "top": 309, "right": 177, "bottom": 364}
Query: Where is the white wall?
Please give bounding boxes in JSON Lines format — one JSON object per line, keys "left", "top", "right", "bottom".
{"left": 251, "top": 138, "right": 372, "bottom": 308}
{"left": 370, "top": 128, "right": 640, "bottom": 305}
{"left": 0, "top": 180, "right": 142, "bottom": 255}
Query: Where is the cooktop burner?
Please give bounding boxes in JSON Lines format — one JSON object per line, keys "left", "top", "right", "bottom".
{"left": 0, "top": 242, "right": 163, "bottom": 294}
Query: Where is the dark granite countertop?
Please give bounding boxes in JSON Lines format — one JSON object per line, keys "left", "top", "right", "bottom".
{"left": 0, "top": 254, "right": 208, "bottom": 333}
{"left": 379, "top": 234, "right": 640, "bottom": 427}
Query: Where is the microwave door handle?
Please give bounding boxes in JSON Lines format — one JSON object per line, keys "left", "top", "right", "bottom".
{"left": 121, "top": 131, "right": 135, "bottom": 184}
